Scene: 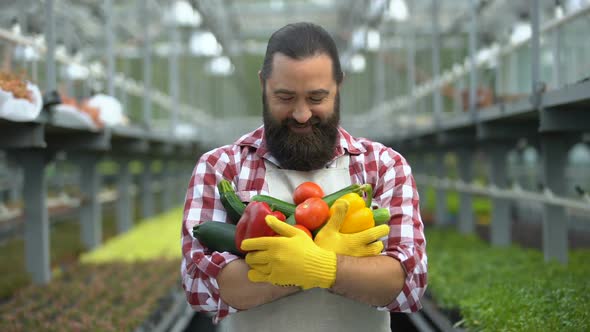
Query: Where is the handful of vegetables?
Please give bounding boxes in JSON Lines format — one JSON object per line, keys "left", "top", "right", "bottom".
{"left": 193, "top": 180, "right": 390, "bottom": 256}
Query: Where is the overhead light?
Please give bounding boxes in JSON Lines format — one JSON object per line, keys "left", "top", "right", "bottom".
{"left": 309, "top": 0, "right": 335, "bottom": 6}
{"left": 13, "top": 45, "right": 40, "bottom": 61}
{"left": 366, "top": 29, "right": 381, "bottom": 51}
{"left": 509, "top": 21, "right": 532, "bottom": 45}
{"left": 55, "top": 44, "right": 68, "bottom": 59}
{"left": 11, "top": 21, "right": 21, "bottom": 35}
{"left": 205, "top": 56, "right": 234, "bottom": 76}
{"left": 367, "top": 0, "right": 388, "bottom": 20}
{"left": 475, "top": 43, "right": 499, "bottom": 67}
{"left": 89, "top": 61, "right": 104, "bottom": 76}
{"left": 270, "top": 0, "right": 285, "bottom": 10}
{"left": 190, "top": 31, "right": 222, "bottom": 56}
{"left": 386, "top": 0, "right": 409, "bottom": 22}
{"left": 63, "top": 63, "right": 90, "bottom": 80}
{"left": 351, "top": 26, "right": 367, "bottom": 50}
{"left": 349, "top": 54, "right": 366, "bottom": 73}
{"left": 554, "top": 5, "right": 564, "bottom": 19}
{"left": 165, "top": 0, "right": 201, "bottom": 27}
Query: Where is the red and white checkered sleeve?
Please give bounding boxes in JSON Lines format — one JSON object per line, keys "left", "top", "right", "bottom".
{"left": 374, "top": 149, "right": 428, "bottom": 313}
{"left": 180, "top": 150, "right": 242, "bottom": 323}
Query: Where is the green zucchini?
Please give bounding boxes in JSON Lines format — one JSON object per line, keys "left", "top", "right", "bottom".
{"left": 372, "top": 208, "right": 390, "bottom": 225}
{"left": 251, "top": 194, "right": 296, "bottom": 216}
{"left": 217, "top": 179, "right": 246, "bottom": 224}
{"left": 192, "top": 221, "right": 243, "bottom": 257}
{"left": 285, "top": 213, "right": 296, "bottom": 226}
{"left": 322, "top": 184, "right": 371, "bottom": 207}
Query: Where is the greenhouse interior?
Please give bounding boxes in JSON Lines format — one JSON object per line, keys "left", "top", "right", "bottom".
{"left": 0, "top": 0, "right": 589, "bottom": 331}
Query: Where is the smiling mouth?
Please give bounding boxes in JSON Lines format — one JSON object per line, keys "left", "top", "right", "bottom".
{"left": 289, "top": 124, "right": 313, "bottom": 134}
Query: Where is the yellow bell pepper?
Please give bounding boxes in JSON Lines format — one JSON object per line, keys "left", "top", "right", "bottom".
{"left": 337, "top": 193, "right": 375, "bottom": 234}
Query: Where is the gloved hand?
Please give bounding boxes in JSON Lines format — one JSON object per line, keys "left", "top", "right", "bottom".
{"left": 314, "top": 199, "right": 390, "bottom": 257}
{"left": 242, "top": 215, "right": 337, "bottom": 290}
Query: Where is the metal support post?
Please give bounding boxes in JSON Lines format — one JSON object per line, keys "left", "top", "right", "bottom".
{"left": 160, "top": 160, "right": 172, "bottom": 210}
{"left": 406, "top": 28, "right": 416, "bottom": 129}
{"left": 116, "top": 158, "right": 134, "bottom": 233}
{"left": 64, "top": 22, "right": 74, "bottom": 97}
{"left": 18, "top": 0, "right": 28, "bottom": 35}
{"left": 6, "top": 159, "right": 22, "bottom": 202}
{"left": 495, "top": 51, "right": 503, "bottom": 101}
{"left": 456, "top": 148, "right": 475, "bottom": 234}
{"left": 540, "top": 135, "right": 569, "bottom": 263}
{"left": 454, "top": 78, "right": 463, "bottom": 114}
{"left": 530, "top": 0, "right": 541, "bottom": 98}
{"left": 431, "top": 0, "right": 442, "bottom": 125}
{"left": 104, "top": 0, "right": 116, "bottom": 96}
{"left": 54, "top": 157, "right": 65, "bottom": 193}
{"left": 514, "top": 142, "right": 527, "bottom": 188}
{"left": 19, "top": 151, "right": 51, "bottom": 284}
{"left": 374, "top": 38, "right": 386, "bottom": 107}
{"left": 488, "top": 144, "right": 511, "bottom": 246}
{"left": 412, "top": 153, "right": 426, "bottom": 204}
{"left": 141, "top": 158, "right": 155, "bottom": 218}
{"left": 468, "top": 0, "right": 479, "bottom": 121}
{"left": 122, "top": 59, "right": 130, "bottom": 110}
{"left": 44, "top": 0, "right": 57, "bottom": 93}
{"left": 169, "top": 24, "right": 180, "bottom": 134}
{"left": 552, "top": 22, "right": 562, "bottom": 88}
{"left": 141, "top": 0, "right": 153, "bottom": 129}
{"left": 79, "top": 154, "right": 102, "bottom": 249}
{"left": 434, "top": 151, "right": 449, "bottom": 225}
{"left": 180, "top": 162, "right": 192, "bottom": 205}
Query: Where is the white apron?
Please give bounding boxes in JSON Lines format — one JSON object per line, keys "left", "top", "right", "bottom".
{"left": 218, "top": 155, "right": 390, "bottom": 332}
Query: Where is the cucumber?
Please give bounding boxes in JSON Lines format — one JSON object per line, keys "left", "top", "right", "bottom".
{"left": 192, "top": 221, "right": 243, "bottom": 257}
{"left": 217, "top": 179, "right": 246, "bottom": 224}
{"left": 251, "top": 194, "right": 296, "bottom": 216}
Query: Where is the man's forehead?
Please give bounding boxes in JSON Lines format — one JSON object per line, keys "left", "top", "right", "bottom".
{"left": 267, "top": 52, "right": 335, "bottom": 86}
{"left": 271, "top": 52, "right": 332, "bottom": 67}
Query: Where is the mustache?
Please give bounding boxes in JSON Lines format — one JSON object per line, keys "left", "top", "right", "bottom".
{"left": 283, "top": 116, "right": 321, "bottom": 127}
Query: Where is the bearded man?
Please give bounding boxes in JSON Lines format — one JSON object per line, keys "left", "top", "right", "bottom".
{"left": 181, "top": 22, "right": 427, "bottom": 332}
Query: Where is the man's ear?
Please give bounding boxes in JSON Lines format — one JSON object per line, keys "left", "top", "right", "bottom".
{"left": 258, "top": 70, "right": 264, "bottom": 89}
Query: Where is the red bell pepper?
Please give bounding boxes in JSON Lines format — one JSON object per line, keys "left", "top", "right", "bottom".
{"left": 235, "top": 201, "right": 286, "bottom": 253}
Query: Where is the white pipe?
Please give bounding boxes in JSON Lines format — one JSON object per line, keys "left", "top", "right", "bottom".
{"left": 415, "top": 175, "right": 590, "bottom": 213}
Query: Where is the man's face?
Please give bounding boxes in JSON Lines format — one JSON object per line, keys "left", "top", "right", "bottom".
{"left": 262, "top": 53, "right": 340, "bottom": 171}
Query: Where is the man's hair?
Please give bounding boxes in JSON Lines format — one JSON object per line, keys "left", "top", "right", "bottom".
{"left": 260, "top": 22, "right": 343, "bottom": 85}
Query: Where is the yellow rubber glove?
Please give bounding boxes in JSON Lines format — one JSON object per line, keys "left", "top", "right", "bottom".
{"left": 314, "top": 199, "right": 390, "bottom": 257}
{"left": 242, "top": 215, "right": 337, "bottom": 290}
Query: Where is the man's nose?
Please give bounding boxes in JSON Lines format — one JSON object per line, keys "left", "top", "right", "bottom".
{"left": 292, "top": 102, "right": 312, "bottom": 123}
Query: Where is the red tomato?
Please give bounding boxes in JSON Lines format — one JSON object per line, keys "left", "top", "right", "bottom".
{"left": 293, "top": 182, "right": 325, "bottom": 205}
{"left": 295, "top": 197, "right": 330, "bottom": 231}
{"left": 294, "top": 224, "right": 313, "bottom": 238}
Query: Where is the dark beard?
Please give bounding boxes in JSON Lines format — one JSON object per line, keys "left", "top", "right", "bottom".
{"left": 263, "top": 90, "right": 340, "bottom": 171}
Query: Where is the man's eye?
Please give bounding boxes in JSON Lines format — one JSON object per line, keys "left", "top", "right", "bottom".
{"left": 278, "top": 96, "right": 294, "bottom": 102}
{"left": 309, "top": 97, "right": 323, "bottom": 104}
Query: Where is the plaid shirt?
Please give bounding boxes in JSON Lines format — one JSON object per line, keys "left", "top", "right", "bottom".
{"left": 181, "top": 126, "right": 427, "bottom": 324}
